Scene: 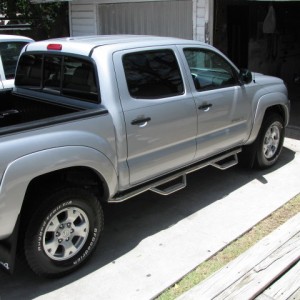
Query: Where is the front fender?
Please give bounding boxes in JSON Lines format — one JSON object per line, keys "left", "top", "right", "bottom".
{"left": 0, "top": 146, "right": 117, "bottom": 240}
{"left": 247, "top": 92, "right": 290, "bottom": 144}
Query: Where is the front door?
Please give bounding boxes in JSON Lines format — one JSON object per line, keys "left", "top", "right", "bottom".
{"left": 179, "top": 46, "right": 251, "bottom": 160}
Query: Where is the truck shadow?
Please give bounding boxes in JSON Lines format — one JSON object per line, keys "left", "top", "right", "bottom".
{"left": 0, "top": 146, "right": 296, "bottom": 299}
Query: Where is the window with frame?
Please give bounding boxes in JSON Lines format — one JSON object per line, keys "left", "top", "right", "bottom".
{"left": 0, "top": 41, "right": 29, "bottom": 80}
{"left": 15, "top": 54, "right": 99, "bottom": 103}
{"left": 183, "top": 48, "right": 238, "bottom": 92}
{"left": 123, "top": 49, "right": 184, "bottom": 99}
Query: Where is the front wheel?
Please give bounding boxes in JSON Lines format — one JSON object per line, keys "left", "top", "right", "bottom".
{"left": 24, "top": 188, "right": 104, "bottom": 278}
{"left": 254, "top": 113, "right": 285, "bottom": 169}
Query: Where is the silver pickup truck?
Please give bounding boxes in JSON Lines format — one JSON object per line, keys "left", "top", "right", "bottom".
{"left": 0, "top": 35, "right": 289, "bottom": 278}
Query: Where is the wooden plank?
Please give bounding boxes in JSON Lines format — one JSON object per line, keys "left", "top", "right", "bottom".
{"left": 216, "top": 233, "right": 300, "bottom": 299}
{"left": 178, "top": 213, "right": 300, "bottom": 300}
{"left": 256, "top": 261, "right": 300, "bottom": 300}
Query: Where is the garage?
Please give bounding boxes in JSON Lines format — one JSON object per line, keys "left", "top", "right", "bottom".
{"left": 213, "top": 0, "right": 300, "bottom": 81}
{"left": 213, "top": 0, "right": 300, "bottom": 128}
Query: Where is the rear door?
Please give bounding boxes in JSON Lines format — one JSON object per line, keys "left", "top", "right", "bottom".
{"left": 178, "top": 46, "right": 252, "bottom": 160}
{"left": 114, "top": 47, "right": 197, "bottom": 185}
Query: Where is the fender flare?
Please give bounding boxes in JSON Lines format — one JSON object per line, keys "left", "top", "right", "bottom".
{"left": 0, "top": 146, "right": 117, "bottom": 240}
{"left": 247, "top": 92, "right": 289, "bottom": 144}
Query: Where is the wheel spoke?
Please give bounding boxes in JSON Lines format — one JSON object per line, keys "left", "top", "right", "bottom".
{"left": 73, "top": 223, "right": 89, "bottom": 238}
{"left": 45, "top": 239, "right": 59, "bottom": 255}
{"left": 68, "top": 209, "right": 82, "bottom": 223}
{"left": 64, "top": 244, "right": 78, "bottom": 257}
{"left": 47, "top": 216, "right": 60, "bottom": 231}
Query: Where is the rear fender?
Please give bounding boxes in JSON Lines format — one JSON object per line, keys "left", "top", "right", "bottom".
{"left": 0, "top": 146, "right": 117, "bottom": 273}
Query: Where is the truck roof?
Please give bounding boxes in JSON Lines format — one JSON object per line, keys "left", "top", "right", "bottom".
{"left": 25, "top": 35, "right": 209, "bottom": 57}
{"left": 0, "top": 34, "right": 33, "bottom": 42}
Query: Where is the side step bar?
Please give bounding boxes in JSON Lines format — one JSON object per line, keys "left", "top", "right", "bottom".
{"left": 211, "top": 153, "right": 239, "bottom": 170}
{"left": 110, "top": 148, "right": 241, "bottom": 203}
{"left": 150, "top": 175, "right": 187, "bottom": 196}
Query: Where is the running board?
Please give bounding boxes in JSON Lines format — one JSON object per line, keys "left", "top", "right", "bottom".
{"left": 110, "top": 148, "right": 242, "bottom": 203}
{"left": 211, "top": 153, "right": 239, "bottom": 170}
{"left": 150, "top": 175, "right": 187, "bottom": 196}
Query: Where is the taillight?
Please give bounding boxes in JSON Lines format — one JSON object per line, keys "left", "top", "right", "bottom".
{"left": 47, "top": 44, "right": 62, "bottom": 51}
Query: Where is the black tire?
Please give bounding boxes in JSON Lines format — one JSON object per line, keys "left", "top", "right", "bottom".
{"left": 24, "top": 188, "right": 104, "bottom": 278}
{"left": 254, "top": 113, "right": 285, "bottom": 169}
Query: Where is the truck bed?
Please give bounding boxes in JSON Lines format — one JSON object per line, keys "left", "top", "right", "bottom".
{"left": 0, "top": 92, "right": 80, "bottom": 128}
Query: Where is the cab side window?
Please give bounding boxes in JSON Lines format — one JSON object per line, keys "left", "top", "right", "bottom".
{"left": 123, "top": 50, "right": 184, "bottom": 99}
{"left": 183, "top": 48, "right": 238, "bottom": 92}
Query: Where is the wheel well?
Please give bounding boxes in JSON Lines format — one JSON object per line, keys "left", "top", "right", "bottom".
{"left": 20, "top": 167, "right": 109, "bottom": 221}
{"left": 264, "top": 105, "right": 286, "bottom": 124}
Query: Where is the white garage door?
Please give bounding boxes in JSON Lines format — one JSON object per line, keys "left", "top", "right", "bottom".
{"left": 98, "top": 0, "right": 193, "bottom": 39}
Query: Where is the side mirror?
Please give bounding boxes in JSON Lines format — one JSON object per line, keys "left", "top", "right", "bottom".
{"left": 239, "top": 69, "right": 252, "bottom": 84}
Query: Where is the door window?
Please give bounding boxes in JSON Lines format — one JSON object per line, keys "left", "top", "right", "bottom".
{"left": 183, "top": 48, "right": 238, "bottom": 91}
{"left": 0, "top": 41, "right": 29, "bottom": 80}
{"left": 123, "top": 50, "right": 184, "bottom": 99}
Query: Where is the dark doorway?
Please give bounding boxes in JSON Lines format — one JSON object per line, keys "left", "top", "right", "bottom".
{"left": 227, "top": 5, "right": 249, "bottom": 68}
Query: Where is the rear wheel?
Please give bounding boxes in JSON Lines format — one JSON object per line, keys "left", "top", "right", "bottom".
{"left": 24, "top": 188, "right": 103, "bottom": 278}
{"left": 254, "top": 113, "right": 285, "bottom": 169}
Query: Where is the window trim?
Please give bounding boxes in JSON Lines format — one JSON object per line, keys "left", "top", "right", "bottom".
{"left": 183, "top": 47, "right": 240, "bottom": 92}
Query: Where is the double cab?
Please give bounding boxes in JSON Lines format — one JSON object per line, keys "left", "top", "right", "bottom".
{"left": 0, "top": 35, "right": 289, "bottom": 277}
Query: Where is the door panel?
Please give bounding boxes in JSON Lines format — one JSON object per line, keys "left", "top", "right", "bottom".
{"left": 194, "top": 86, "right": 250, "bottom": 159}
{"left": 125, "top": 99, "right": 197, "bottom": 184}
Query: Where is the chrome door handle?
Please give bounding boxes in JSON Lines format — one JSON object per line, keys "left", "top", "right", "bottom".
{"left": 131, "top": 117, "right": 151, "bottom": 126}
{"left": 198, "top": 103, "right": 212, "bottom": 111}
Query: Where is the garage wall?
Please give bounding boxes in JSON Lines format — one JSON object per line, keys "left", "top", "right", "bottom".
{"left": 97, "top": 1, "right": 192, "bottom": 39}
{"left": 69, "top": 0, "right": 211, "bottom": 42}
{"left": 194, "top": 0, "right": 206, "bottom": 41}
{"left": 69, "top": 4, "right": 97, "bottom": 36}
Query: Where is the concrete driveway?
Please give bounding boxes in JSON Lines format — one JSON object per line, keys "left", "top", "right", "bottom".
{"left": 0, "top": 138, "right": 299, "bottom": 300}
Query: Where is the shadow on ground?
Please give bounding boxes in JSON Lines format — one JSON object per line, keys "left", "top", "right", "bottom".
{"left": 0, "top": 146, "right": 296, "bottom": 300}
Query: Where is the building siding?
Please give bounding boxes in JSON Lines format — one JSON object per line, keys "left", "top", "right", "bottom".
{"left": 97, "top": 1, "right": 193, "bottom": 39}
{"left": 69, "top": 4, "right": 97, "bottom": 36}
{"left": 69, "top": 0, "right": 212, "bottom": 42}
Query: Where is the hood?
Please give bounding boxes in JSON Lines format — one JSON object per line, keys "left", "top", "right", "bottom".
{"left": 252, "top": 72, "right": 284, "bottom": 85}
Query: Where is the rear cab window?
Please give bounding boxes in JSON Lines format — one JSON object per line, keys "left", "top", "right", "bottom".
{"left": 15, "top": 54, "right": 99, "bottom": 103}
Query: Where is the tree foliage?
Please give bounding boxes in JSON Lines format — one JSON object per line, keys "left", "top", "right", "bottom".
{"left": 0, "top": 0, "right": 69, "bottom": 40}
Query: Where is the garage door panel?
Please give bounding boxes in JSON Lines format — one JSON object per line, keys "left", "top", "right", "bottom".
{"left": 98, "top": 1, "right": 192, "bottom": 39}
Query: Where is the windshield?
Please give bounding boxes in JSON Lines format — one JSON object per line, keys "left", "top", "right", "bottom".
{"left": 0, "top": 41, "right": 28, "bottom": 80}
